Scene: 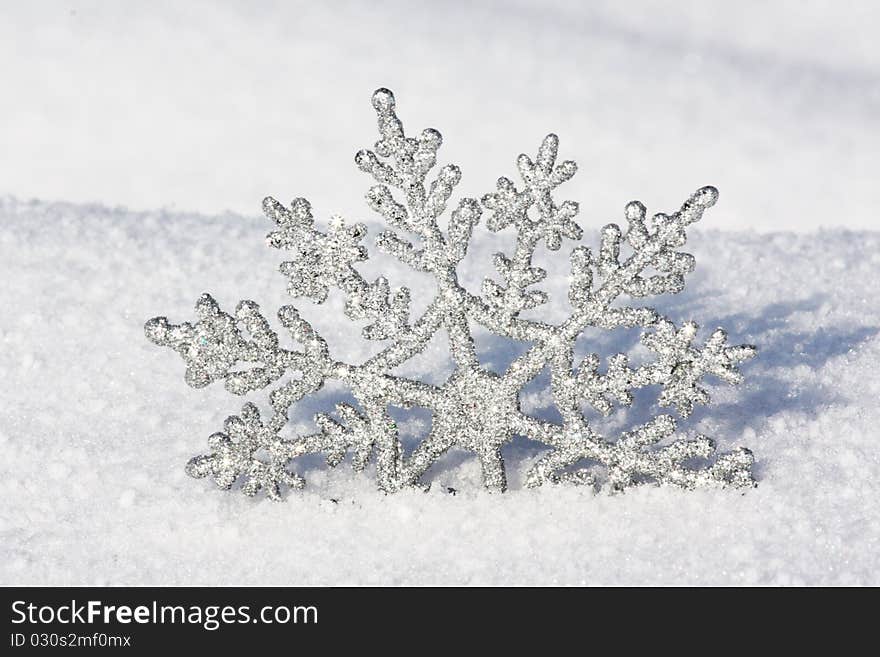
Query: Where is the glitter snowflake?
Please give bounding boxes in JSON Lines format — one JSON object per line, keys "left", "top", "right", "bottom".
{"left": 146, "top": 87, "right": 757, "bottom": 500}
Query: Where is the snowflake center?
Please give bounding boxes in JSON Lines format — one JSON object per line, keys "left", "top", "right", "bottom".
{"left": 438, "top": 369, "right": 518, "bottom": 448}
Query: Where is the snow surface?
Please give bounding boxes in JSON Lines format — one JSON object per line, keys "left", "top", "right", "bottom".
{"left": 2, "top": 1, "right": 879, "bottom": 585}
{"left": 2, "top": 196, "right": 879, "bottom": 585}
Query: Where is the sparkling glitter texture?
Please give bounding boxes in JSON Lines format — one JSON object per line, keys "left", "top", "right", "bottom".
{"left": 146, "top": 88, "right": 757, "bottom": 500}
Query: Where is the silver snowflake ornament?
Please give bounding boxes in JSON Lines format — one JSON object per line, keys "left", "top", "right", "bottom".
{"left": 146, "top": 87, "right": 758, "bottom": 500}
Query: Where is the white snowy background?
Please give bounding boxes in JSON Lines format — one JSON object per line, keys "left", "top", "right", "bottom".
{"left": 1, "top": 0, "right": 878, "bottom": 585}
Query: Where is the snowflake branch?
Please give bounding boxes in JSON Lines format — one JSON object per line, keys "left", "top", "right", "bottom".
{"left": 565, "top": 186, "right": 719, "bottom": 335}
{"left": 144, "top": 294, "right": 328, "bottom": 397}
{"left": 515, "top": 414, "right": 755, "bottom": 491}
{"left": 479, "top": 134, "right": 580, "bottom": 324}
{"left": 185, "top": 402, "right": 305, "bottom": 501}
{"left": 263, "top": 196, "right": 414, "bottom": 343}
{"left": 354, "top": 88, "right": 488, "bottom": 375}
{"left": 638, "top": 319, "right": 757, "bottom": 416}
{"left": 505, "top": 186, "right": 721, "bottom": 391}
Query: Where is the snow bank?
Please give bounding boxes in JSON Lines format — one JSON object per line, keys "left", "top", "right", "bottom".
{"left": 2, "top": 197, "right": 878, "bottom": 585}
{"left": 2, "top": 0, "right": 878, "bottom": 231}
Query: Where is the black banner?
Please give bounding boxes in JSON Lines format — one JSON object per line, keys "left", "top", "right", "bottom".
{"left": 0, "top": 586, "right": 867, "bottom": 652}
